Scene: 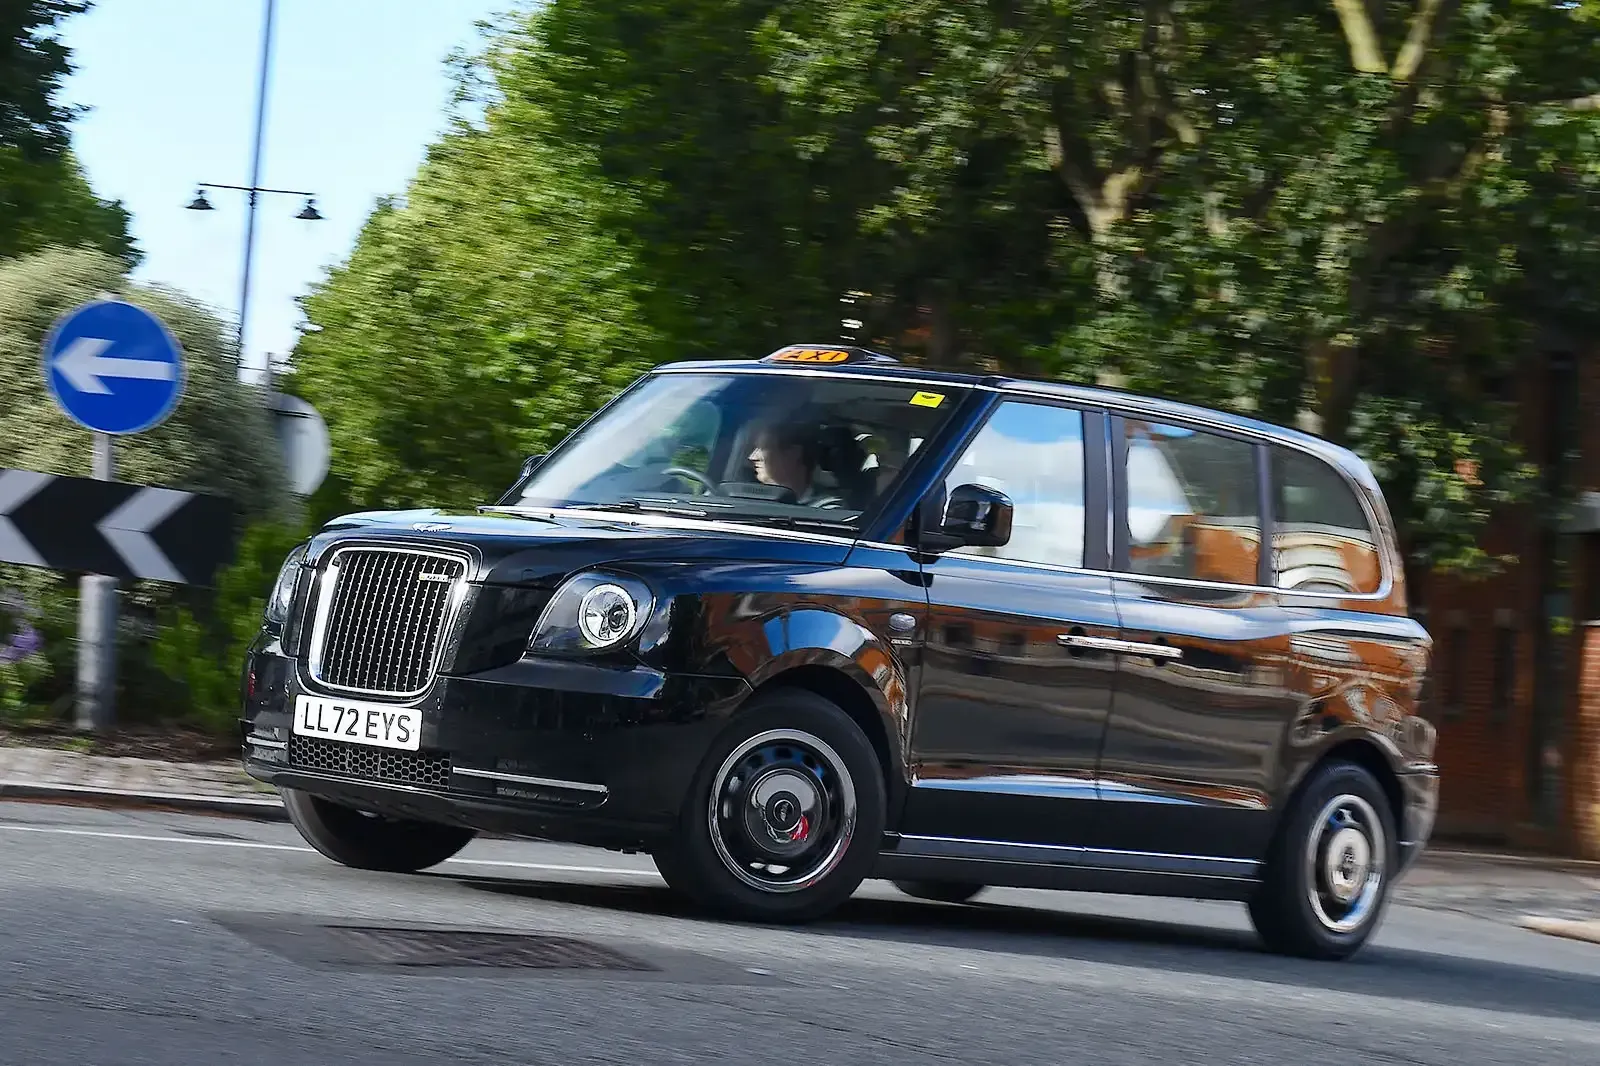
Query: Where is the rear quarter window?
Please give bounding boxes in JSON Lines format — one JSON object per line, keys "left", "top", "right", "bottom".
{"left": 1271, "top": 447, "right": 1382, "bottom": 595}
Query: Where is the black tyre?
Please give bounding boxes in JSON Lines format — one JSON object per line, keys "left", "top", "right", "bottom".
{"left": 893, "top": 880, "right": 986, "bottom": 905}
{"left": 281, "top": 788, "right": 477, "bottom": 873}
{"left": 1248, "top": 760, "right": 1397, "bottom": 960}
{"left": 652, "top": 686, "right": 886, "bottom": 923}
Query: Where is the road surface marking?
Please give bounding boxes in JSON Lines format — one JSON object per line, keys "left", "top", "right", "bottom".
{"left": 0, "top": 823, "right": 659, "bottom": 877}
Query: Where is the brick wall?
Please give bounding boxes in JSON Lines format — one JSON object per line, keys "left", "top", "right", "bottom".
{"left": 1414, "top": 506, "right": 1545, "bottom": 840}
{"left": 1412, "top": 349, "right": 1571, "bottom": 847}
{"left": 1578, "top": 350, "right": 1600, "bottom": 489}
{"left": 1405, "top": 344, "right": 1600, "bottom": 854}
{"left": 1573, "top": 625, "right": 1600, "bottom": 859}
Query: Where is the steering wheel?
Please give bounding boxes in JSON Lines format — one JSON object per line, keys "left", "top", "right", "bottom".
{"left": 660, "top": 466, "right": 719, "bottom": 495}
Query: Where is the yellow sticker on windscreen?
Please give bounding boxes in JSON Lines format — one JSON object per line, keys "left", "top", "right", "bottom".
{"left": 909, "top": 391, "right": 945, "bottom": 408}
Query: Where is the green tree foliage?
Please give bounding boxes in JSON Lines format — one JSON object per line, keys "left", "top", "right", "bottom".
{"left": 298, "top": 0, "right": 1600, "bottom": 582}
{"left": 149, "top": 518, "right": 312, "bottom": 730}
{"left": 1, "top": 0, "right": 85, "bottom": 157}
{"left": 527, "top": 0, "right": 876, "bottom": 359}
{"left": 0, "top": 0, "right": 135, "bottom": 264}
{"left": 0, "top": 246, "right": 291, "bottom": 726}
{"left": 753, "top": 0, "right": 1600, "bottom": 575}
{"left": 0, "top": 148, "right": 135, "bottom": 264}
{"left": 287, "top": 17, "right": 661, "bottom": 510}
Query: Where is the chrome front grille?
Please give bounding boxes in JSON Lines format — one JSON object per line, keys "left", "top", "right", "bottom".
{"left": 307, "top": 545, "right": 468, "bottom": 698}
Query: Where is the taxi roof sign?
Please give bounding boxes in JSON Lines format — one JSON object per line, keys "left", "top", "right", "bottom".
{"left": 762, "top": 344, "right": 898, "bottom": 366}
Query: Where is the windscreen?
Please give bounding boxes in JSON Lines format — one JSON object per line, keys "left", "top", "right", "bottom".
{"left": 505, "top": 371, "right": 966, "bottom": 532}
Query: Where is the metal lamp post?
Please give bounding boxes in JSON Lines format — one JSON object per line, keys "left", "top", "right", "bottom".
{"left": 185, "top": 0, "right": 322, "bottom": 385}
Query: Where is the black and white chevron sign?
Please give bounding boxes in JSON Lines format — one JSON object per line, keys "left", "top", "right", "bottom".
{"left": 0, "top": 468, "right": 237, "bottom": 585}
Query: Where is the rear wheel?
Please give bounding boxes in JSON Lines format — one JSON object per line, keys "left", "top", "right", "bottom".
{"left": 652, "top": 687, "right": 886, "bottom": 923}
{"left": 893, "top": 880, "right": 986, "bottom": 905}
{"left": 1248, "top": 760, "right": 1396, "bottom": 960}
{"left": 281, "top": 788, "right": 476, "bottom": 873}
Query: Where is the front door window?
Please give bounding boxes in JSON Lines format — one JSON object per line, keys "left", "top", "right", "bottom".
{"left": 943, "top": 401, "right": 1086, "bottom": 568}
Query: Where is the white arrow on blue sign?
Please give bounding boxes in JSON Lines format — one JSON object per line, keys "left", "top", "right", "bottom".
{"left": 42, "top": 299, "right": 186, "bottom": 435}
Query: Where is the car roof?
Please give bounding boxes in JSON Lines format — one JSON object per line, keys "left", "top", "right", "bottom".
{"left": 651, "top": 349, "right": 1358, "bottom": 473}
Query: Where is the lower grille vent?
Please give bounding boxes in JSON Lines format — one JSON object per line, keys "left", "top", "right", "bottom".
{"left": 288, "top": 735, "right": 451, "bottom": 789}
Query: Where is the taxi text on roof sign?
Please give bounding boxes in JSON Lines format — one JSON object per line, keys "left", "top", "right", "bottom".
{"left": 765, "top": 346, "right": 852, "bottom": 364}
{"left": 762, "top": 344, "right": 897, "bottom": 365}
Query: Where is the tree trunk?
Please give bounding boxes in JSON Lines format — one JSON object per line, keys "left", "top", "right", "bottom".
{"left": 1310, "top": 336, "right": 1361, "bottom": 444}
{"left": 925, "top": 295, "right": 960, "bottom": 368}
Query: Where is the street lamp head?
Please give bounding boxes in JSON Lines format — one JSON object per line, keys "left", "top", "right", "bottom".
{"left": 296, "top": 197, "right": 323, "bottom": 221}
{"left": 186, "top": 189, "right": 214, "bottom": 211}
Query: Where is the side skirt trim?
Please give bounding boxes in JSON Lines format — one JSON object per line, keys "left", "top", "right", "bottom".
{"left": 894, "top": 833, "right": 1259, "bottom": 878}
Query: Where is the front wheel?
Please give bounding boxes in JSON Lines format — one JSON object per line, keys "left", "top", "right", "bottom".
{"left": 653, "top": 687, "right": 886, "bottom": 923}
{"left": 1248, "top": 760, "right": 1397, "bottom": 960}
{"left": 281, "top": 788, "right": 477, "bottom": 873}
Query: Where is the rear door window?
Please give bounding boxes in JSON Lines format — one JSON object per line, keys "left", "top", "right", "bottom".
{"left": 1122, "top": 419, "right": 1261, "bottom": 586}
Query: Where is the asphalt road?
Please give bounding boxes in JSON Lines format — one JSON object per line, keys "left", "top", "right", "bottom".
{"left": 2, "top": 799, "right": 1597, "bottom": 1065}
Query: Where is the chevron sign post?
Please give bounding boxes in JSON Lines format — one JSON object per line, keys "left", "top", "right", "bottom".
{"left": 0, "top": 470, "right": 236, "bottom": 585}
{"left": 39, "top": 298, "right": 203, "bottom": 730}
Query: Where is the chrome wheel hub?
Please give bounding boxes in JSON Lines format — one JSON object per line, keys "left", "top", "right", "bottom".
{"left": 1323, "top": 826, "right": 1371, "bottom": 903}
{"left": 746, "top": 770, "right": 818, "bottom": 851}
{"left": 1304, "top": 794, "right": 1385, "bottom": 934}
{"left": 707, "top": 729, "right": 857, "bottom": 894}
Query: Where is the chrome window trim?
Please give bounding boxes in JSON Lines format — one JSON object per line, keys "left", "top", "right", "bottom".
{"left": 861, "top": 395, "right": 1394, "bottom": 601}
{"left": 1107, "top": 409, "right": 1395, "bottom": 601}
{"left": 305, "top": 543, "right": 473, "bottom": 701}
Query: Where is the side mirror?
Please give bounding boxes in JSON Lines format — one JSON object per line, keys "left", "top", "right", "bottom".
{"left": 943, "top": 483, "right": 1013, "bottom": 547}
{"left": 916, "top": 482, "right": 1013, "bottom": 552}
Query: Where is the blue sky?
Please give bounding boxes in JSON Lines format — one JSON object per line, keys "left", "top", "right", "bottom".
{"left": 59, "top": 0, "right": 514, "bottom": 383}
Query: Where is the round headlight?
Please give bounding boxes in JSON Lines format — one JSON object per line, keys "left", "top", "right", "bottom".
{"left": 526, "top": 571, "right": 655, "bottom": 657}
{"left": 578, "top": 583, "right": 638, "bottom": 647}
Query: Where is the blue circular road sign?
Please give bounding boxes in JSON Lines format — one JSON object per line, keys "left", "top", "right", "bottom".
{"left": 42, "top": 299, "right": 186, "bottom": 436}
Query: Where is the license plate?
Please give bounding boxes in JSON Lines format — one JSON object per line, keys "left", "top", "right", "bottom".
{"left": 292, "top": 694, "right": 422, "bottom": 751}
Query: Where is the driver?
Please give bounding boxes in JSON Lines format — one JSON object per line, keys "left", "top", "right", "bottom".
{"left": 748, "top": 419, "right": 826, "bottom": 503}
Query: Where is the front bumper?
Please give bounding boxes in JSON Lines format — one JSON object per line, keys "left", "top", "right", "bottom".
{"left": 241, "top": 639, "right": 748, "bottom": 850}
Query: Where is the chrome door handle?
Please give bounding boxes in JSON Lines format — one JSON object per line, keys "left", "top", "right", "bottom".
{"left": 1057, "top": 634, "right": 1128, "bottom": 654}
{"left": 1057, "top": 634, "right": 1183, "bottom": 661}
{"left": 1123, "top": 640, "right": 1184, "bottom": 661}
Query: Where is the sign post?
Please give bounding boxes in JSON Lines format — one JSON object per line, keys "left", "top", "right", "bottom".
{"left": 42, "top": 299, "right": 185, "bottom": 731}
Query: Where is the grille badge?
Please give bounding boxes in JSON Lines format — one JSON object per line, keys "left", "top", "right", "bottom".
{"left": 416, "top": 572, "right": 453, "bottom": 582}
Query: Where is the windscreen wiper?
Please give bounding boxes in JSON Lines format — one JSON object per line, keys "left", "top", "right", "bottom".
{"left": 612, "top": 497, "right": 739, "bottom": 518}
{"left": 743, "top": 513, "right": 861, "bottom": 535}
{"left": 474, "top": 506, "right": 558, "bottom": 523}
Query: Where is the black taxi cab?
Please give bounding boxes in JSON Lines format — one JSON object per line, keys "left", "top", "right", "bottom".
{"left": 241, "top": 343, "right": 1437, "bottom": 960}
